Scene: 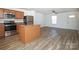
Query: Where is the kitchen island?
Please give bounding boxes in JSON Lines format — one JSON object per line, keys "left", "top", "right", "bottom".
{"left": 17, "top": 24, "right": 40, "bottom": 43}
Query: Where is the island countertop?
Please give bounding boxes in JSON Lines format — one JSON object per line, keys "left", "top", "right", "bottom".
{"left": 16, "top": 24, "right": 41, "bottom": 43}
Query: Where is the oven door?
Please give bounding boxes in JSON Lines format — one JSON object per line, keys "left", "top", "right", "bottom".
{"left": 5, "top": 25, "right": 16, "bottom": 31}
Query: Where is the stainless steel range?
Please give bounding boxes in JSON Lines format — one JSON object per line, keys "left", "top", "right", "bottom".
{"left": 4, "top": 21, "right": 16, "bottom": 36}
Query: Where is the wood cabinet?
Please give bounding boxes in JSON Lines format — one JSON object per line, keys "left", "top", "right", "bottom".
{"left": 4, "top": 9, "right": 16, "bottom": 15}
{"left": 4, "top": 9, "right": 9, "bottom": 14}
{"left": 15, "top": 11, "right": 24, "bottom": 19}
{"left": 0, "top": 8, "right": 4, "bottom": 18}
{"left": 17, "top": 25, "right": 40, "bottom": 43}
{"left": 10, "top": 10, "right": 15, "bottom": 14}
{"left": 16, "top": 24, "right": 19, "bottom": 33}
{"left": 0, "top": 9, "right": 4, "bottom": 14}
{"left": 0, "top": 24, "right": 5, "bottom": 39}
{"left": 0, "top": 8, "right": 24, "bottom": 19}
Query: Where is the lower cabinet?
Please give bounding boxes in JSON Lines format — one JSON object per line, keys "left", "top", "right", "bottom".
{"left": 0, "top": 24, "right": 5, "bottom": 39}
{"left": 17, "top": 25, "right": 40, "bottom": 43}
{"left": 16, "top": 24, "right": 19, "bottom": 33}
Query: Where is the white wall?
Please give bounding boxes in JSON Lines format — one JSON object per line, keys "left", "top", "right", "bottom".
{"left": 34, "top": 12, "right": 46, "bottom": 27}
{"left": 45, "top": 12, "right": 79, "bottom": 30}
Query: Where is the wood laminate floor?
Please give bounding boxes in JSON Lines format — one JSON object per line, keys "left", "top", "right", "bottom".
{"left": 0, "top": 27, "right": 79, "bottom": 50}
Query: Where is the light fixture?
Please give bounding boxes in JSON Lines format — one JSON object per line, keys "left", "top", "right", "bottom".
{"left": 69, "top": 15, "right": 75, "bottom": 18}
{"left": 52, "top": 11, "right": 57, "bottom": 14}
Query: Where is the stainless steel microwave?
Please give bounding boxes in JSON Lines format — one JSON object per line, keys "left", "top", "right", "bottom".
{"left": 4, "top": 14, "right": 15, "bottom": 19}
{"left": 23, "top": 16, "right": 33, "bottom": 25}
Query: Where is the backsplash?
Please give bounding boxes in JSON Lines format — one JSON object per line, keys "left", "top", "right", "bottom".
{"left": 0, "top": 19, "right": 23, "bottom": 23}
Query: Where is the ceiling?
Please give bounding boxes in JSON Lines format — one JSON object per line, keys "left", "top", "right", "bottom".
{"left": 23, "top": 8, "right": 79, "bottom": 14}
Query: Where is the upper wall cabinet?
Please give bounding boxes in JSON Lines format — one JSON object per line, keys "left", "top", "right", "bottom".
{"left": 0, "top": 8, "right": 24, "bottom": 19}
{"left": 4, "top": 9, "right": 10, "bottom": 14}
{"left": 0, "top": 9, "right": 4, "bottom": 19}
{"left": 15, "top": 11, "right": 24, "bottom": 19}
{"left": 10, "top": 10, "right": 16, "bottom": 15}
{"left": 0, "top": 9, "right": 4, "bottom": 14}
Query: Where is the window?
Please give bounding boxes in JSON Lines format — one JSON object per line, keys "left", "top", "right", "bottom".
{"left": 51, "top": 15, "right": 57, "bottom": 24}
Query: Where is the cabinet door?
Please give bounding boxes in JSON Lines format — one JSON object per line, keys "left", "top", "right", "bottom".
{"left": 9, "top": 10, "right": 15, "bottom": 15}
{"left": 4, "top": 9, "right": 10, "bottom": 14}
{"left": 0, "top": 9, "right": 4, "bottom": 14}
{"left": 15, "top": 11, "right": 24, "bottom": 19}
{"left": 0, "top": 24, "right": 5, "bottom": 39}
{"left": 0, "top": 9, "right": 4, "bottom": 18}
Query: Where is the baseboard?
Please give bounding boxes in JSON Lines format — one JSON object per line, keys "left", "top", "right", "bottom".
{"left": 48, "top": 26, "right": 79, "bottom": 31}
{"left": 78, "top": 31, "right": 79, "bottom": 34}
{"left": 40, "top": 26, "right": 79, "bottom": 31}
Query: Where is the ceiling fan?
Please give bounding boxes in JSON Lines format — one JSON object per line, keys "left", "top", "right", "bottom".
{"left": 52, "top": 11, "right": 58, "bottom": 14}
{"left": 48, "top": 10, "right": 58, "bottom": 15}
{"left": 49, "top": 10, "right": 66, "bottom": 15}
